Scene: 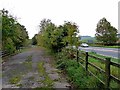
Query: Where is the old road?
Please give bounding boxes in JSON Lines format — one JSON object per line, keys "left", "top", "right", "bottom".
{"left": 2, "top": 47, "right": 70, "bottom": 89}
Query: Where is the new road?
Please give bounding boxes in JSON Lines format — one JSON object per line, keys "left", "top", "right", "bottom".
{"left": 79, "top": 47, "right": 120, "bottom": 59}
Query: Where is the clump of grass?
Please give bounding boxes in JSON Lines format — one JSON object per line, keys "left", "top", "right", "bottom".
{"left": 37, "top": 62, "right": 53, "bottom": 88}
{"left": 28, "top": 76, "right": 34, "bottom": 80}
{"left": 23, "top": 55, "right": 32, "bottom": 70}
{"left": 110, "top": 79, "right": 119, "bottom": 88}
{"left": 26, "top": 55, "right": 32, "bottom": 62}
{"left": 9, "top": 76, "right": 21, "bottom": 84}
{"left": 42, "top": 75, "right": 53, "bottom": 87}
{"left": 37, "top": 62, "right": 44, "bottom": 76}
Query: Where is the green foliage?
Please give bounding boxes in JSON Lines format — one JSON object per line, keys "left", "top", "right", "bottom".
{"left": 2, "top": 9, "right": 29, "bottom": 53}
{"left": 37, "top": 62, "right": 53, "bottom": 88}
{"left": 32, "top": 34, "right": 38, "bottom": 45}
{"left": 9, "top": 76, "right": 21, "bottom": 84}
{"left": 4, "top": 38, "right": 16, "bottom": 53}
{"left": 35, "top": 19, "right": 80, "bottom": 52}
{"left": 95, "top": 17, "right": 118, "bottom": 45}
{"left": 55, "top": 49, "right": 104, "bottom": 88}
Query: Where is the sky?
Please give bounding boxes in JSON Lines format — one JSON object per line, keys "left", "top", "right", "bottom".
{"left": 0, "top": 0, "right": 119, "bottom": 39}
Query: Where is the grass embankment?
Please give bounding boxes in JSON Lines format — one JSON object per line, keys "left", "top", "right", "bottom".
{"left": 103, "top": 46, "right": 120, "bottom": 48}
{"left": 54, "top": 48, "right": 119, "bottom": 88}
{"left": 55, "top": 51, "right": 102, "bottom": 88}
{"left": 79, "top": 51, "right": 120, "bottom": 88}
{"left": 90, "top": 45, "right": 120, "bottom": 48}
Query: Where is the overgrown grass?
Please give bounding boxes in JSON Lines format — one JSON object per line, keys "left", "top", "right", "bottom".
{"left": 59, "top": 61, "right": 103, "bottom": 88}
{"left": 9, "top": 76, "right": 21, "bottom": 84}
{"left": 23, "top": 55, "right": 32, "bottom": 70}
{"left": 55, "top": 48, "right": 120, "bottom": 88}
{"left": 79, "top": 51, "right": 120, "bottom": 88}
{"left": 87, "top": 52, "right": 120, "bottom": 78}
{"left": 89, "top": 52, "right": 119, "bottom": 63}
{"left": 37, "top": 62, "right": 53, "bottom": 88}
{"left": 55, "top": 50, "right": 104, "bottom": 88}
{"left": 90, "top": 45, "right": 120, "bottom": 48}
{"left": 103, "top": 46, "right": 120, "bottom": 48}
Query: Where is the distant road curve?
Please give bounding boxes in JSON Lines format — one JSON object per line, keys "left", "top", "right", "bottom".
{"left": 79, "top": 46, "right": 120, "bottom": 59}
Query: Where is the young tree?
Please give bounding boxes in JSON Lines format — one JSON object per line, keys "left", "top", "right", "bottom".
{"left": 95, "top": 17, "right": 118, "bottom": 45}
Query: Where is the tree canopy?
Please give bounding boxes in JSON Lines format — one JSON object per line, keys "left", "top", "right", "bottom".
{"left": 95, "top": 17, "right": 118, "bottom": 45}
{"left": 2, "top": 9, "right": 29, "bottom": 53}
{"left": 34, "top": 19, "right": 80, "bottom": 52}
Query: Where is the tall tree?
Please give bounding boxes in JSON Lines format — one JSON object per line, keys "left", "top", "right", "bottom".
{"left": 2, "top": 9, "right": 29, "bottom": 53}
{"left": 95, "top": 17, "right": 118, "bottom": 45}
{"left": 36, "top": 19, "right": 80, "bottom": 52}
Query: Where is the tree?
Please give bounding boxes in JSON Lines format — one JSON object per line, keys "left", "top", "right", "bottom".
{"left": 36, "top": 19, "right": 80, "bottom": 52}
{"left": 95, "top": 17, "right": 118, "bottom": 45}
{"left": 62, "top": 21, "right": 79, "bottom": 47}
{"left": 32, "top": 34, "right": 38, "bottom": 45}
{"left": 2, "top": 9, "right": 29, "bottom": 53}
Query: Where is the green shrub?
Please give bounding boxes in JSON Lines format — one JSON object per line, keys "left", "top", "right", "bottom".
{"left": 65, "top": 60, "right": 78, "bottom": 69}
{"left": 4, "top": 38, "right": 16, "bottom": 53}
{"left": 55, "top": 51, "right": 107, "bottom": 88}
{"left": 9, "top": 76, "right": 21, "bottom": 84}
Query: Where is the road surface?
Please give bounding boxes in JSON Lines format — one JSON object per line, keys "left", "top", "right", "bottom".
{"left": 2, "top": 47, "right": 70, "bottom": 89}
{"left": 79, "top": 46, "right": 120, "bottom": 59}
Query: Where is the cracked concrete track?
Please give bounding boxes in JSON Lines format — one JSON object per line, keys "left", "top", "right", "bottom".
{"left": 2, "top": 47, "right": 70, "bottom": 89}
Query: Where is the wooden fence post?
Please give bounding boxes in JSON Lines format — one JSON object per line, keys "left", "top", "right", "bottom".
{"left": 85, "top": 52, "right": 88, "bottom": 71}
{"left": 105, "top": 57, "right": 111, "bottom": 88}
{"left": 76, "top": 49, "right": 79, "bottom": 62}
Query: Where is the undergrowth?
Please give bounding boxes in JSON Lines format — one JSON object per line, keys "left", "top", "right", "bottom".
{"left": 55, "top": 48, "right": 119, "bottom": 89}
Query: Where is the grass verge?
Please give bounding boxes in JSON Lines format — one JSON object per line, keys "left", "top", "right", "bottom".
{"left": 54, "top": 48, "right": 120, "bottom": 88}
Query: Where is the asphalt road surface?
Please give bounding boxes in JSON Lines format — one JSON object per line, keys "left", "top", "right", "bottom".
{"left": 79, "top": 46, "right": 120, "bottom": 59}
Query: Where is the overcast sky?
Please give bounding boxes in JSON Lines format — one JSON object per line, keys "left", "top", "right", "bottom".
{"left": 0, "top": 0, "right": 119, "bottom": 39}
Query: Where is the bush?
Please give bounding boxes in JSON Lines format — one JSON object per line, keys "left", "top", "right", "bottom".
{"left": 4, "top": 38, "right": 16, "bottom": 53}
{"left": 55, "top": 50, "right": 104, "bottom": 88}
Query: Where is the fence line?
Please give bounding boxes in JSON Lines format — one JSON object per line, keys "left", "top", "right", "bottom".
{"left": 76, "top": 50, "right": 120, "bottom": 88}
{"left": 1, "top": 51, "right": 11, "bottom": 57}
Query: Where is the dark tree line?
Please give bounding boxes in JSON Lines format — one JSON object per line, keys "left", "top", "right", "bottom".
{"left": 32, "top": 17, "right": 118, "bottom": 52}
{"left": 1, "top": 9, "right": 29, "bottom": 53}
